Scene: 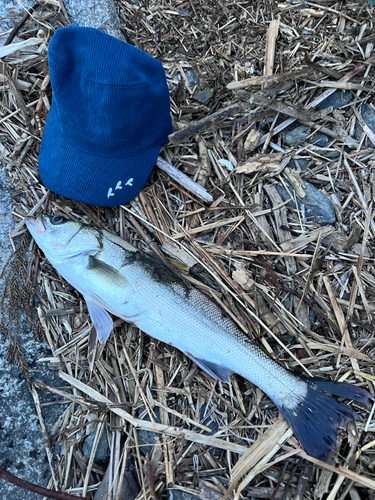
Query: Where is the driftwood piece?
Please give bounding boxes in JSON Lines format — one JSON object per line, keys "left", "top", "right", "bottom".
{"left": 168, "top": 103, "right": 243, "bottom": 143}
{"left": 235, "top": 152, "right": 283, "bottom": 174}
{"left": 227, "top": 69, "right": 314, "bottom": 90}
{"left": 264, "top": 19, "right": 280, "bottom": 77}
{"left": 156, "top": 156, "right": 213, "bottom": 204}
{"left": 255, "top": 95, "right": 323, "bottom": 123}
{"left": 303, "top": 55, "right": 343, "bottom": 80}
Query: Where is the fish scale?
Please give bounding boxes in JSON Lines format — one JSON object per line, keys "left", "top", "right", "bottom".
{"left": 25, "top": 214, "right": 371, "bottom": 461}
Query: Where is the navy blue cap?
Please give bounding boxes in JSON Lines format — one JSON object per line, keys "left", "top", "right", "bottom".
{"left": 39, "top": 25, "right": 173, "bottom": 207}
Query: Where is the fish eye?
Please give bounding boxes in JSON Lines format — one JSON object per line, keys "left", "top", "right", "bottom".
{"left": 50, "top": 216, "right": 67, "bottom": 225}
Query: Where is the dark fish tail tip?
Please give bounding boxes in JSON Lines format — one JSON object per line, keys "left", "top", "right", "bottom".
{"left": 277, "top": 377, "right": 370, "bottom": 461}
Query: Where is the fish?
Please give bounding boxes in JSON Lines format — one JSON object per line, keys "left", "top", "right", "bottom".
{"left": 25, "top": 214, "right": 371, "bottom": 461}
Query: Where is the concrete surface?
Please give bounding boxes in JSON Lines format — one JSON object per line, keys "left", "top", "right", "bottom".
{"left": 63, "top": 0, "right": 126, "bottom": 41}
{"left": 0, "top": 171, "right": 65, "bottom": 500}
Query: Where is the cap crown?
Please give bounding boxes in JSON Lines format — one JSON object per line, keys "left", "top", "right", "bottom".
{"left": 49, "top": 25, "right": 171, "bottom": 157}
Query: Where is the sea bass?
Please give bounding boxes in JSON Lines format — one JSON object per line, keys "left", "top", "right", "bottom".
{"left": 25, "top": 214, "right": 371, "bottom": 460}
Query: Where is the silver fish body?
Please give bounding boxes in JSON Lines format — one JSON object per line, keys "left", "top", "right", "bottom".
{"left": 25, "top": 215, "right": 370, "bottom": 460}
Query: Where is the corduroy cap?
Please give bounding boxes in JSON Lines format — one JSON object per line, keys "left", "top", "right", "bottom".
{"left": 39, "top": 25, "right": 173, "bottom": 206}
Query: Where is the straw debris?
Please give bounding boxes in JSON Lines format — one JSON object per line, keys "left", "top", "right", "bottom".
{"left": 1, "top": 0, "right": 375, "bottom": 499}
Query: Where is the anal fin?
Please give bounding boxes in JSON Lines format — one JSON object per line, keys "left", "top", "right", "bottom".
{"left": 187, "top": 353, "right": 233, "bottom": 383}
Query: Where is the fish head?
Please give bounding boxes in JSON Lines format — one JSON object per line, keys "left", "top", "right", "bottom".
{"left": 25, "top": 215, "right": 102, "bottom": 262}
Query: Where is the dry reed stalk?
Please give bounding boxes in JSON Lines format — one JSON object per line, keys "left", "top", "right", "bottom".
{"left": 1, "top": 1, "right": 374, "bottom": 498}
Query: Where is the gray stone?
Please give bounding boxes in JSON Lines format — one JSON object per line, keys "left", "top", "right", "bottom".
{"left": 288, "top": 158, "right": 312, "bottom": 171}
{"left": 283, "top": 125, "right": 311, "bottom": 147}
{"left": 0, "top": 172, "right": 64, "bottom": 500}
{"left": 308, "top": 132, "right": 330, "bottom": 147}
{"left": 194, "top": 88, "right": 214, "bottom": 104}
{"left": 274, "top": 179, "right": 336, "bottom": 225}
{"left": 177, "top": 8, "right": 191, "bottom": 16}
{"left": 82, "top": 426, "right": 110, "bottom": 464}
{"left": 199, "top": 404, "right": 221, "bottom": 458}
{"left": 63, "top": 0, "right": 126, "bottom": 42}
{"left": 259, "top": 116, "right": 274, "bottom": 132}
{"left": 354, "top": 103, "right": 375, "bottom": 147}
{"left": 183, "top": 69, "right": 198, "bottom": 88}
{"left": 316, "top": 90, "right": 352, "bottom": 110}
{"left": 319, "top": 148, "right": 340, "bottom": 159}
{"left": 136, "top": 407, "right": 161, "bottom": 456}
{"left": 361, "top": 103, "right": 375, "bottom": 133}
{"left": 94, "top": 454, "right": 140, "bottom": 500}
{"left": 168, "top": 490, "right": 199, "bottom": 500}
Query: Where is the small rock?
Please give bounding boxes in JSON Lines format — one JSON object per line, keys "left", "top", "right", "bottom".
{"left": 200, "top": 404, "right": 221, "bottom": 458}
{"left": 361, "top": 96, "right": 375, "bottom": 125}
{"left": 178, "top": 68, "right": 197, "bottom": 89}
{"left": 316, "top": 90, "right": 352, "bottom": 110}
{"left": 168, "top": 490, "right": 199, "bottom": 500}
{"left": 194, "top": 88, "right": 214, "bottom": 104}
{"left": 324, "top": 149, "right": 340, "bottom": 159}
{"left": 309, "top": 309, "right": 316, "bottom": 325}
{"left": 82, "top": 426, "right": 110, "bottom": 464}
{"left": 259, "top": 116, "right": 274, "bottom": 132}
{"left": 308, "top": 132, "right": 330, "bottom": 147}
{"left": 310, "top": 147, "right": 339, "bottom": 159}
{"left": 283, "top": 124, "right": 311, "bottom": 147}
{"left": 95, "top": 454, "right": 140, "bottom": 500}
{"left": 136, "top": 407, "right": 161, "bottom": 456}
{"left": 177, "top": 8, "right": 190, "bottom": 16}
{"left": 288, "top": 158, "right": 313, "bottom": 171}
{"left": 354, "top": 103, "right": 375, "bottom": 147}
{"left": 274, "top": 179, "right": 336, "bottom": 225}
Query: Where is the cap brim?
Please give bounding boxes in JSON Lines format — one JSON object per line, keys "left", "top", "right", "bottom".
{"left": 39, "top": 102, "right": 161, "bottom": 207}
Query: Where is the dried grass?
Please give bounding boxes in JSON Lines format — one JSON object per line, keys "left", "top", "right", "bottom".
{"left": 1, "top": 0, "right": 375, "bottom": 499}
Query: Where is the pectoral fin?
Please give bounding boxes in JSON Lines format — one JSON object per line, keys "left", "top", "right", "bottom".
{"left": 87, "top": 255, "right": 128, "bottom": 287}
{"left": 84, "top": 295, "right": 113, "bottom": 344}
{"left": 187, "top": 353, "right": 233, "bottom": 383}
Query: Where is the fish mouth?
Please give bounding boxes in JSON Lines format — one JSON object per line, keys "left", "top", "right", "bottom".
{"left": 25, "top": 215, "right": 46, "bottom": 235}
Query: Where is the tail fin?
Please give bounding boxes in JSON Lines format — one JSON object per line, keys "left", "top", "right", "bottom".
{"left": 276, "top": 377, "right": 371, "bottom": 461}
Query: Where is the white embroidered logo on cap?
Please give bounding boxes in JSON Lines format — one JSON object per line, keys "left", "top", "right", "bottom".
{"left": 107, "top": 179, "right": 134, "bottom": 198}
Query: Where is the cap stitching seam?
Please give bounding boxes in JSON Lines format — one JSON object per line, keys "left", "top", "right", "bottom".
{"left": 50, "top": 59, "right": 167, "bottom": 88}
{"left": 56, "top": 113, "right": 167, "bottom": 145}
